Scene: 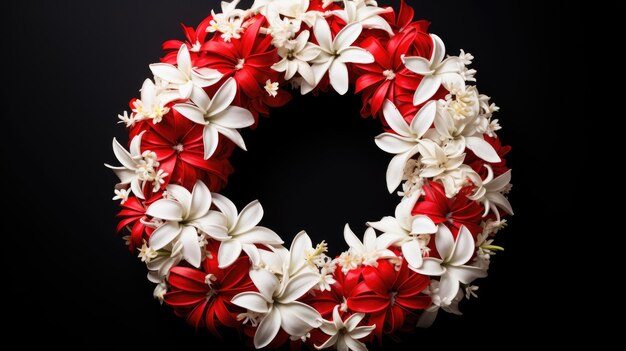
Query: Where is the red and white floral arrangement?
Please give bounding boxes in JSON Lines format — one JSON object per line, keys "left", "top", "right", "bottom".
{"left": 106, "top": 0, "right": 513, "bottom": 349}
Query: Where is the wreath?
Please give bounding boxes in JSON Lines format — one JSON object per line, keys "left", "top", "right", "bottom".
{"left": 106, "top": 0, "right": 513, "bottom": 349}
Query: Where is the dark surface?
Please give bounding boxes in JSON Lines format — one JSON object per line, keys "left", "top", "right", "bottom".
{"left": 5, "top": 0, "right": 565, "bottom": 348}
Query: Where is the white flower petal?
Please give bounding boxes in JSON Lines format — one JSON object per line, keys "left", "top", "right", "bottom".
{"left": 146, "top": 199, "right": 184, "bottom": 221}
{"left": 188, "top": 181, "right": 212, "bottom": 221}
{"left": 344, "top": 313, "right": 365, "bottom": 331}
{"left": 213, "top": 124, "right": 247, "bottom": 151}
{"left": 278, "top": 302, "right": 321, "bottom": 336}
{"left": 329, "top": 61, "right": 349, "bottom": 95}
{"left": 435, "top": 225, "right": 455, "bottom": 260}
{"left": 165, "top": 184, "right": 192, "bottom": 214}
{"left": 343, "top": 224, "right": 364, "bottom": 251}
{"left": 313, "top": 17, "right": 332, "bottom": 51}
{"left": 176, "top": 44, "right": 191, "bottom": 76}
{"left": 250, "top": 268, "right": 280, "bottom": 301}
{"left": 337, "top": 47, "right": 374, "bottom": 64}
{"left": 111, "top": 138, "right": 135, "bottom": 170}
{"left": 413, "top": 257, "right": 445, "bottom": 276}
{"left": 180, "top": 226, "right": 201, "bottom": 267}
{"left": 174, "top": 103, "right": 207, "bottom": 125}
{"left": 430, "top": 34, "right": 446, "bottom": 65}
{"left": 465, "top": 136, "right": 501, "bottom": 163}
{"left": 375, "top": 232, "right": 407, "bottom": 249}
{"left": 236, "top": 227, "right": 283, "bottom": 245}
{"left": 367, "top": 216, "right": 406, "bottom": 236}
{"left": 438, "top": 273, "right": 460, "bottom": 301}
{"left": 254, "top": 307, "right": 281, "bottom": 349}
{"left": 233, "top": 200, "right": 263, "bottom": 234}
{"left": 179, "top": 81, "right": 194, "bottom": 100}
{"left": 315, "top": 334, "right": 339, "bottom": 349}
{"left": 211, "top": 105, "right": 254, "bottom": 129}
{"left": 410, "top": 101, "right": 437, "bottom": 138}
{"left": 202, "top": 125, "right": 220, "bottom": 159}
{"left": 148, "top": 222, "right": 182, "bottom": 250}
{"left": 210, "top": 193, "right": 238, "bottom": 230}
{"left": 279, "top": 272, "right": 320, "bottom": 303}
{"left": 149, "top": 63, "right": 187, "bottom": 85}
{"left": 382, "top": 100, "right": 412, "bottom": 137}
{"left": 487, "top": 193, "right": 514, "bottom": 215}
{"left": 447, "top": 265, "right": 487, "bottom": 285}
{"left": 333, "top": 22, "right": 362, "bottom": 51}
{"left": 402, "top": 239, "right": 423, "bottom": 268}
{"left": 231, "top": 292, "right": 269, "bottom": 313}
{"left": 349, "top": 325, "right": 375, "bottom": 340}
{"left": 413, "top": 75, "right": 441, "bottom": 106}
{"left": 207, "top": 77, "right": 237, "bottom": 117}
{"left": 448, "top": 225, "right": 475, "bottom": 266}
{"left": 411, "top": 215, "right": 437, "bottom": 234}
{"left": 385, "top": 151, "right": 413, "bottom": 193}
{"left": 403, "top": 56, "right": 433, "bottom": 75}
{"left": 218, "top": 239, "right": 243, "bottom": 268}
{"left": 374, "top": 133, "right": 415, "bottom": 154}
{"left": 344, "top": 336, "right": 368, "bottom": 351}
{"left": 191, "top": 68, "right": 223, "bottom": 87}
{"left": 488, "top": 170, "right": 512, "bottom": 192}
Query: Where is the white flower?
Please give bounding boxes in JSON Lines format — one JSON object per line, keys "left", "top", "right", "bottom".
{"left": 146, "top": 181, "right": 228, "bottom": 267}
{"left": 231, "top": 268, "right": 322, "bottom": 348}
{"left": 416, "top": 280, "right": 463, "bottom": 328}
{"left": 117, "top": 110, "right": 136, "bottom": 127}
{"left": 287, "top": 231, "right": 330, "bottom": 275}
{"left": 317, "top": 266, "right": 337, "bottom": 291}
{"left": 146, "top": 240, "right": 184, "bottom": 279}
{"left": 174, "top": 77, "right": 254, "bottom": 159}
{"left": 302, "top": 18, "right": 374, "bottom": 95}
{"left": 105, "top": 133, "right": 164, "bottom": 199}
{"left": 431, "top": 103, "right": 501, "bottom": 163}
{"left": 267, "top": 16, "right": 301, "bottom": 48}
{"left": 315, "top": 305, "right": 375, "bottom": 351}
{"left": 412, "top": 225, "right": 487, "bottom": 301}
{"left": 468, "top": 165, "right": 513, "bottom": 220}
{"left": 271, "top": 30, "right": 320, "bottom": 85}
{"left": 486, "top": 118, "right": 502, "bottom": 137}
{"left": 368, "top": 192, "right": 437, "bottom": 270}
{"left": 149, "top": 45, "right": 222, "bottom": 105}
{"left": 264, "top": 79, "right": 279, "bottom": 97}
{"left": 416, "top": 139, "right": 466, "bottom": 178}
{"left": 331, "top": 0, "right": 393, "bottom": 35}
{"left": 138, "top": 241, "right": 158, "bottom": 263}
{"left": 153, "top": 281, "right": 168, "bottom": 304}
{"left": 374, "top": 100, "right": 437, "bottom": 192}
{"left": 402, "top": 34, "right": 467, "bottom": 106}
{"left": 207, "top": 0, "right": 246, "bottom": 41}
{"left": 112, "top": 188, "right": 130, "bottom": 203}
{"left": 210, "top": 194, "right": 284, "bottom": 268}
{"left": 465, "top": 285, "right": 479, "bottom": 299}
{"left": 268, "top": 0, "right": 318, "bottom": 27}
{"left": 131, "top": 79, "right": 170, "bottom": 124}
{"left": 341, "top": 224, "right": 397, "bottom": 268}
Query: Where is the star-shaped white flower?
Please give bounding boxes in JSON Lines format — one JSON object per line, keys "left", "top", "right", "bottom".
{"left": 105, "top": 133, "right": 166, "bottom": 199}
{"left": 231, "top": 267, "right": 322, "bottom": 348}
{"left": 302, "top": 18, "right": 374, "bottom": 95}
{"left": 432, "top": 106, "right": 501, "bottom": 163}
{"left": 271, "top": 30, "right": 321, "bottom": 85}
{"left": 146, "top": 181, "right": 228, "bottom": 267}
{"left": 131, "top": 78, "right": 170, "bottom": 124}
{"left": 416, "top": 280, "right": 463, "bottom": 328}
{"left": 412, "top": 225, "right": 487, "bottom": 301}
{"left": 174, "top": 77, "right": 254, "bottom": 159}
{"left": 374, "top": 99, "right": 437, "bottom": 192}
{"left": 368, "top": 192, "right": 437, "bottom": 269}
{"left": 332, "top": 0, "right": 393, "bottom": 35}
{"left": 342, "top": 224, "right": 397, "bottom": 267}
{"left": 210, "top": 194, "right": 284, "bottom": 268}
{"left": 315, "top": 305, "right": 375, "bottom": 351}
{"left": 402, "top": 34, "right": 466, "bottom": 106}
{"left": 149, "top": 44, "right": 222, "bottom": 105}
{"left": 416, "top": 139, "right": 466, "bottom": 178}
{"left": 468, "top": 165, "right": 513, "bottom": 220}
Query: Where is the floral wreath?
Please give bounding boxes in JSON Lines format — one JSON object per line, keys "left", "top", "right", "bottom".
{"left": 106, "top": 0, "right": 513, "bottom": 349}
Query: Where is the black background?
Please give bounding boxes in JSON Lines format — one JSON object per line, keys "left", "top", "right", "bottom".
{"left": 6, "top": 0, "right": 565, "bottom": 348}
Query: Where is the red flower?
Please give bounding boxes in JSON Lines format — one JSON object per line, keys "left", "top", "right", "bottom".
{"left": 162, "top": 16, "right": 214, "bottom": 64}
{"left": 165, "top": 241, "right": 255, "bottom": 336}
{"left": 466, "top": 135, "right": 512, "bottom": 178}
{"left": 131, "top": 110, "right": 234, "bottom": 192}
{"left": 116, "top": 195, "right": 159, "bottom": 251}
{"left": 412, "top": 181, "right": 484, "bottom": 237}
{"left": 348, "top": 260, "right": 431, "bottom": 339}
{"left": 200, "top": 16, "right": 278, "bottom": 98}
{"left": 355, "top": 30, "right": 423, "bottom": 118}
